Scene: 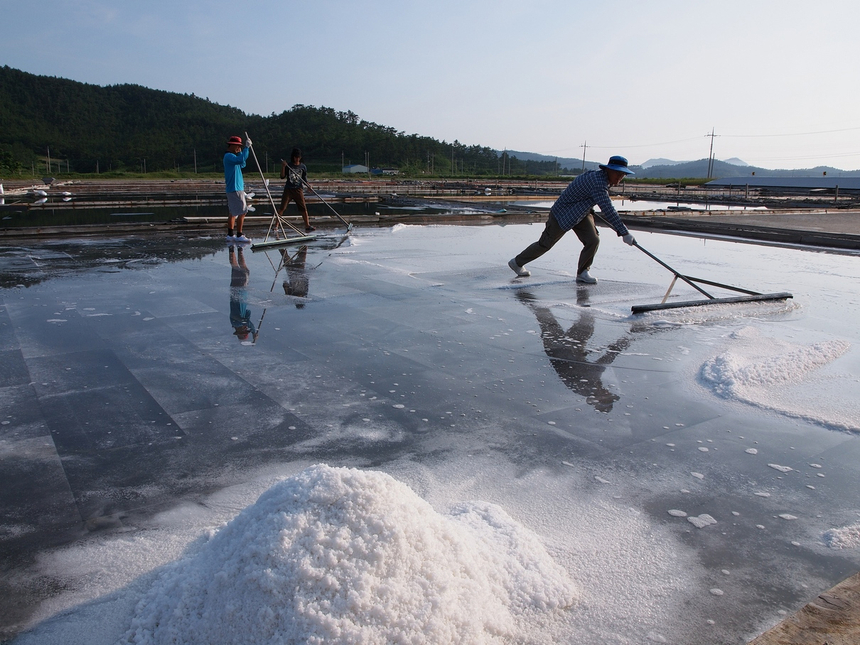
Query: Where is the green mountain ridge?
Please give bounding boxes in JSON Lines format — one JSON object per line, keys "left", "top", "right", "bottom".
{"left": 0, "top": 66, "right": 554, "bottom": 177}
{"left": 5, "top": 66, "right": 854, "bottom": 179}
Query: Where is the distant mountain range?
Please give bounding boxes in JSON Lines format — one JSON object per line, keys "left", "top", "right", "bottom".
{"left": 640, "top": 157, "right": 749, "bottom": 169}
{"left": 503, "top": 150, "right": 860, "bottom": 179}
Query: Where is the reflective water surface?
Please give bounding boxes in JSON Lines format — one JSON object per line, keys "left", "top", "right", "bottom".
{"left": 2, "top": 223, "right": 860, "bottom": 643}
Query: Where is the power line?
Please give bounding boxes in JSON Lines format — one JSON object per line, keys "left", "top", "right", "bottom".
{"left": 533, "top": 125, "right": 860, "bottom": 156}
{"left": 721, "top": 125, "right": 860, "bottom": 138}
{"left": 587, "top": 137, "right": 703, "bottom": 150}
{"left": 535, "top": 136, "right": 701, "bottom": 156}
{"left": 746, "top": 150, "right": 860, "bottom": 162}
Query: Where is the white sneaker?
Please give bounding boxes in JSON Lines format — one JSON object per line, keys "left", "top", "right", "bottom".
{"left": 508, "top": 258, "right": 530, "bottom": 277}
{"left": 576, "top": 270, "right": 597, "bottom": 284}
{"left": 235, "top": 234, "right": 251, "bottom": 243}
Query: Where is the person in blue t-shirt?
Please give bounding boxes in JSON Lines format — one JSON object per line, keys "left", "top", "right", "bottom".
{"left": 508, "top": 155, "right": 637, "bottom": 284}
{"left": 224, "top": 135, "right": 252, "bottom": 242}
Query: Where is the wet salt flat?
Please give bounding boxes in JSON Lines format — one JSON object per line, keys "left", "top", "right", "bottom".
{"left": 2, "top": 222, "right": 860, "bottom": 644}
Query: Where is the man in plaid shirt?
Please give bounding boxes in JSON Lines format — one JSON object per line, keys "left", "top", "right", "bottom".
{"left": 509, "top": 155, "right": 636, "bottom": 284}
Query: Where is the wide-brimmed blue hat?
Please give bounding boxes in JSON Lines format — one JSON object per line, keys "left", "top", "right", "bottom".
{"left": 599, "top": 155, "right": 634, "bottom": 175}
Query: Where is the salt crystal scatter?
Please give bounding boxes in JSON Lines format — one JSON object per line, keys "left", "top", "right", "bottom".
{"left": 709, "top": 588, "right": 724, "bottom": 596}
{"left": 768, "top": 464, "right": 792, "bottom": 473}
{"left": 778, "top": 514, "right": 797, "bottom": 521}
{"left": 667, "top": 510, "right": 687, "bottom": 518}
{"left": 745, "top": 449, "right": 758, "bottom": 455}
{"left": 687, "top": 514, "right": 717, "bottom": 529}
{"left": 823, "top": 524, "right": 860, "bottom": 549}
{"left": 691, "top": 472, "right": 705, "bottom": 480}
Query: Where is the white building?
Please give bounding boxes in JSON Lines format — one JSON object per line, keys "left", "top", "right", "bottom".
{"left": 342, "top": 164, "right": 369, "bottom": 174}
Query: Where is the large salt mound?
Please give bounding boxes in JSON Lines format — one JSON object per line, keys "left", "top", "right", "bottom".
{"left": 119, "top": 464, "right": 578, "bottom": 644}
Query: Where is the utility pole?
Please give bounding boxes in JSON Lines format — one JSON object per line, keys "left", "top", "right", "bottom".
{"left": 705, "top": 128, "right": 719, "bottom": 179}
{"left": 580, "top": 141, "right": 588, "bottom": 172}
{"left": 193, "top": 149, "right": 197, "bottom": 174}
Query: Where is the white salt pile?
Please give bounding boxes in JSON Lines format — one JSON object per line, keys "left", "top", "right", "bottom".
{"left": 119, "top": 464, "right": 578, "bottom": 645}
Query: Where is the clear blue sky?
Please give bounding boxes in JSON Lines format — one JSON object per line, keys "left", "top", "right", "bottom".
{"left": 3, "top": 0, "right": 859, "bottom": 170}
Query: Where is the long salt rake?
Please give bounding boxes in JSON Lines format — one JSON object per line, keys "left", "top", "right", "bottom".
{"left": 630, "top": 241, "right": 792, "bottom": 314}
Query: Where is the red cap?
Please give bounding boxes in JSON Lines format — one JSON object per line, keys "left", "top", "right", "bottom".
{"left": 226, "top": 136, "right": 243, "bottom": 147}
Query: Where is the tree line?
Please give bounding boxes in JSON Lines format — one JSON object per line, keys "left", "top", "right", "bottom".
{"left": 0, "top": 66, "right": 570, "bottom": 178}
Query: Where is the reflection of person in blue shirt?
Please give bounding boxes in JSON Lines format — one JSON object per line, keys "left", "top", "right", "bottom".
{"left": 229, "top": 246, "right": 256, "bottom": 343}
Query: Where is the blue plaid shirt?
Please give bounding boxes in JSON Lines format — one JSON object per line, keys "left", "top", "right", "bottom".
{"left": 550, "top": 169, "right": 629, "bottom": 237}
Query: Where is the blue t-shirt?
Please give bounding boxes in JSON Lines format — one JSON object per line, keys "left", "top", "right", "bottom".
{"left": 224, "top": 148, "right": 250, "bottom": 193}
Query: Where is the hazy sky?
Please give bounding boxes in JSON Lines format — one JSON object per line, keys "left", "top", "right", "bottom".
{"left": 3, "top": 0, "right": 859, "bottom": 170}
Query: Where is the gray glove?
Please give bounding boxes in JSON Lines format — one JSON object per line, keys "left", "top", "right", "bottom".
{"left": 244, "top": 137, "right": 252, "bottom": 148}
{"left": 622, "top": 234, "right": 636, "bottom": 246}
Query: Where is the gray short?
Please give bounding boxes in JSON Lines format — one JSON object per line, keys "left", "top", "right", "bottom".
{"left": 226, "top": 191, "right": 247, "bottom": 216}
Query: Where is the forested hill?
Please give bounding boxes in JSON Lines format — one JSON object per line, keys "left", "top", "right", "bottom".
{"left": 1, "top": 65, "right": 552, "bottom": 176}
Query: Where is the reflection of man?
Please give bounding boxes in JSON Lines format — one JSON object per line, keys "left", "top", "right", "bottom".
{"left": 229, "top": 246, "right": 256, "bottom": 342}
{"left": 281, "top": 246, "right": 310, "bottom": 308}
{"left": 517, "top": 290, "right": 631, "bottom": 412}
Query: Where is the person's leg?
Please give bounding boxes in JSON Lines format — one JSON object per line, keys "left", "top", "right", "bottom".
{"left": 572, "top": 213, "right": 600, "bottom": 275}
{"left": 277, "top": 188, "right": 293, "bottom": 216}
{"left": 226, "top": 191, "right": 247, "bottom": 237}
{"left": 292, "top": 190, "right": 313, "bottom": 230}
{"left": 236, "top": 212, "right": 246, "bottom": 236}
{"left": 515, "top": 214, "right": 566, "bottom": 267}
